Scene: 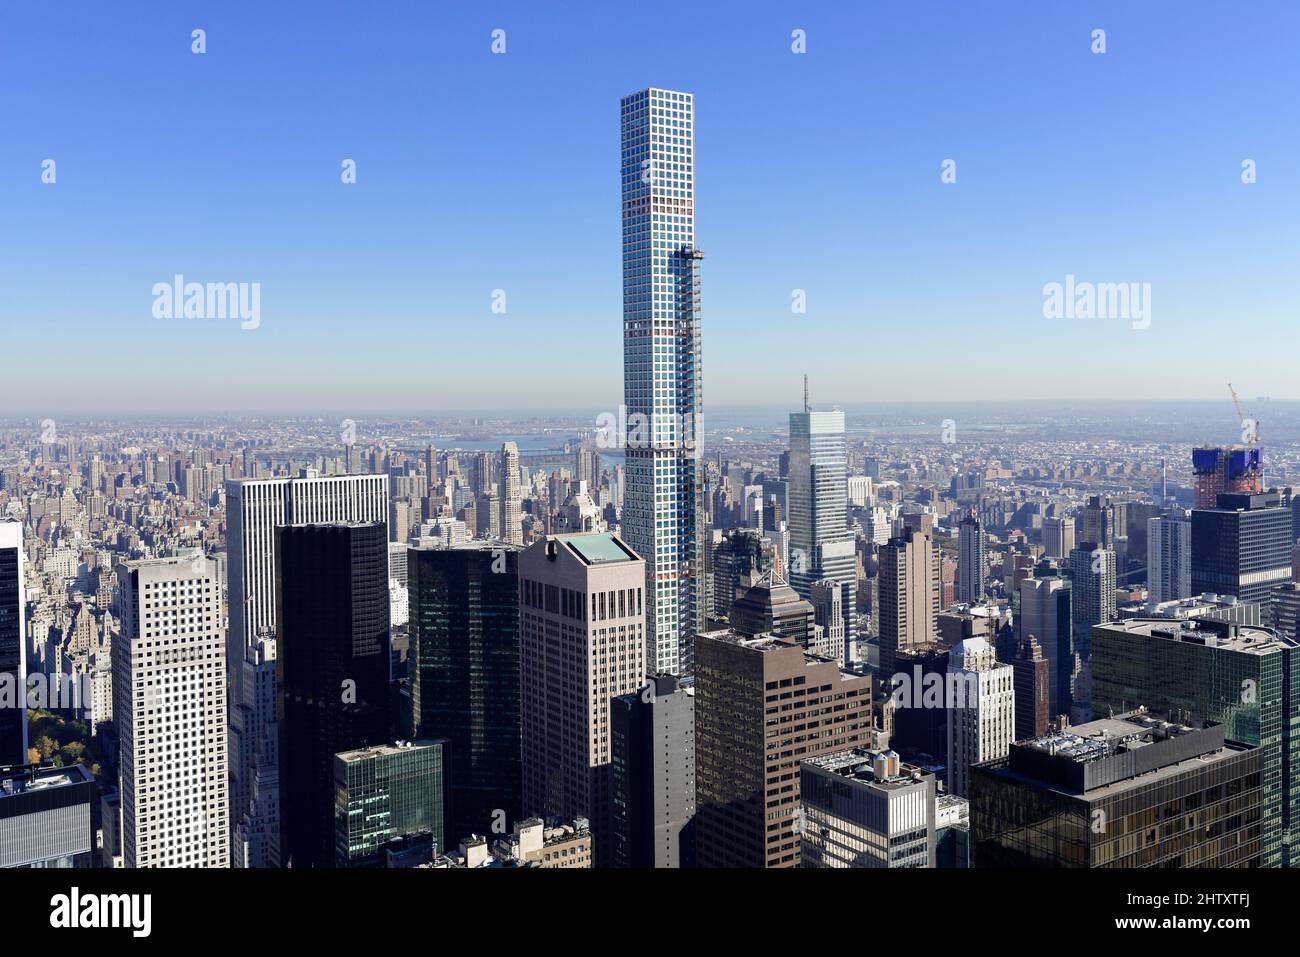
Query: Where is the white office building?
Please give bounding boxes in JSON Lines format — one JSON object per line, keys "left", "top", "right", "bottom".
{"left": 500, "top": 442, "right": 524, "bottom": 546}
{"left": 115, "top": 555, "right": 228, "bottom": 867}
{"left": 945, "top": 635, "right": 1015, "bottom": 799}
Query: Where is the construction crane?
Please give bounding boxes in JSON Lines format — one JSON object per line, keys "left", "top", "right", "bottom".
{"left": 1228, "top": 382, "right": 1259, "bottom": 445}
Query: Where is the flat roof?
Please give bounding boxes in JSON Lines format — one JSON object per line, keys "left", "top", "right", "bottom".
{"left": 1020, "top": 712, "right": 1208, "bottom": 761}
{"left": 0, "top": 763, "right": 93, "bottom": 796}
{"left": 1099, "top": 617, "right": 1297, "bottom": 655}
{"left": 559, "top": 534, "right": 639, "bottom": 565}
{"left": 335, "top": 739, "right": 444, "bottom": 762}
{"left": 699, "top": 629, "right": 866, "bottom": 681}
{"left": 805, "top": 749, "right": 929, "bottom": 789}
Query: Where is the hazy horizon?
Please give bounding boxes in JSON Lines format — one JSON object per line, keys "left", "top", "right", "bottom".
{"left": 4, "top": 2, "right": 1298, "bottom": 411}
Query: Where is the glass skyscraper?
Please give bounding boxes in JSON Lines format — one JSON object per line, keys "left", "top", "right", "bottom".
{"left": 0, "top": 523, "right": 26, "bottom": 767}
{"left": 620, "top": 87, "right": 704, "bottom": 676}
{"left": 408, "top": 544, "right": 522, "bottom": 842}
{"left": 1190, "top": 491, "right": 1293, "bottom": 606}
{"left": 334, "top": 740, "right": 447, "bottom": 868}
{"left": 1092, "top": 616, "right": 1300, "bottom": 868}
{"left": 788, "top": 409, "right": 856, "bottom": 647}
{"left": 277, "top": 521, "right": 391, "bottom": 869}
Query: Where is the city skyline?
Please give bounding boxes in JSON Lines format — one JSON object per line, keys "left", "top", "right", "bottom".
{"left": 2, "top": 0, "right": 1298, "bottom": 920}
{"left": 5, "top": 2, "right": 1298, "bottom": 413}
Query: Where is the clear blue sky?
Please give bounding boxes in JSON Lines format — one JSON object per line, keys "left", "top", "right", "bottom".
{"left": 2, "top": 1, "right": 1297, "bottom": 414}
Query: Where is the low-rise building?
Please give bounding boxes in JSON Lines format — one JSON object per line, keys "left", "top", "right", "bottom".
{"left": 800, "top": 749, "right": 936, "bottom": 868}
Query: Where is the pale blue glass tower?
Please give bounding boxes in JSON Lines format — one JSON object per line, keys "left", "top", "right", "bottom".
{"left": 620, "top": 88, "right": 704, "bottom": 676}
{"left": 788, "top": 406, "right": 856, "bottom": 649}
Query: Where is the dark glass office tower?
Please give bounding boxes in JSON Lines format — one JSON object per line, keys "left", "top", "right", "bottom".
{"left": 0, "top": 524, "right": 26, "bottom": 767}
{"left": 889, "top": 644, "right": 949, "bottom": 765}
{"left": 971, "top": 710, "right": 1262, "bottom": 868}
{"left": 1192, "top": 491, "right": 1293, "bottom": 606}
{"left": 277, "top": 522, "right": 390, "bottom": 868}
{"left": 710, "top": 528, "right": 773, "bottom": 619}
{"left": 1093, "top": 616, "right": 1300, "bottom": 868}
{"left": 408, "top": 544, "right": 521, "bottom": 842}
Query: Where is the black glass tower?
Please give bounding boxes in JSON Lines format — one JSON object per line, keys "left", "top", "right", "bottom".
{"left": 408, "top": 544, "right": 521, "bottom": 842}
{"left": 1191, "top": 491, "right": 1293, "bottom": 606}
{"left": 277, "top": 521, "right": 390, "bottom": 868}
{"left": 0, "top": 529, "right": 25, "bottom": 767}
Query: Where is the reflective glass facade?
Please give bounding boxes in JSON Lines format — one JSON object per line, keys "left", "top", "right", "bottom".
{"left": 1092, "top": 618, "right": 1300, "bottom": 867}
{"left": 334, "top": 740, "right": 446, "bottom": 868}
{"left": 971, "top": 745, "right": 1262, "bottom": 868}
{"left": 408, "top": 545, "right": 522, "bottom": 841}
{"left": 788, "top": 411, "right": 855, "bottom": 647}
{"left": 0, "top": 526, "right": 26, "bottom": 767}
{"left": 277, "top": 522, "right": 391, "bottom": 869}
{"left": 1191, "top": 495, "right": 1293, "bottom": 606}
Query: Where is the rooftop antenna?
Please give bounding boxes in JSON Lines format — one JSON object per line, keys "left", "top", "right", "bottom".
{"left": 803, "top": 374, "right": 809, "bottom": 414}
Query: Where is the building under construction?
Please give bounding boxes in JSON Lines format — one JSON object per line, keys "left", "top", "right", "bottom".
{"left": 1192, "top": 446, "right": 1262, "bottom": 509}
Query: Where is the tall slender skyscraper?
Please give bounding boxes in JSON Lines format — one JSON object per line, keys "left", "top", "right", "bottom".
{"left": 499, "top": 441, "right": 523, "bottom": 546}
{"left": 232, "top": 633, "right": 279, "bottom": 868}
{"left": 0, "top": 522, "right": 27, "bottom": 767}
{"left": 956, "top": 510, "right": 986, "bottom": 604}
{"left": 788, "top": 405, "right": 856, "bottom": 649}
{"left": 1148, "top": 512, "right": 1191, "bottom": 605}
{"left": 609, "top": 674, "right": 696, "bottom": 869}
{"left": 620, "top": 87, "right": 704, "bottom": 676}
{"left": 1011, "top": 633, "right": 1050, "bottom": 741}
{"left": 425, "top": 443, "right": 438, "bottom": 487}
{"left": 1069, "top": 541, "right": 1117, "bottom": 720}
{"left": 115, "top": 555, "right": 229, "bottom": 868}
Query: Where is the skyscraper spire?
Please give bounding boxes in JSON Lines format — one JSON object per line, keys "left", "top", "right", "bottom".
{"left": 803, "top": 373, "right": 810, "bottom": 413}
